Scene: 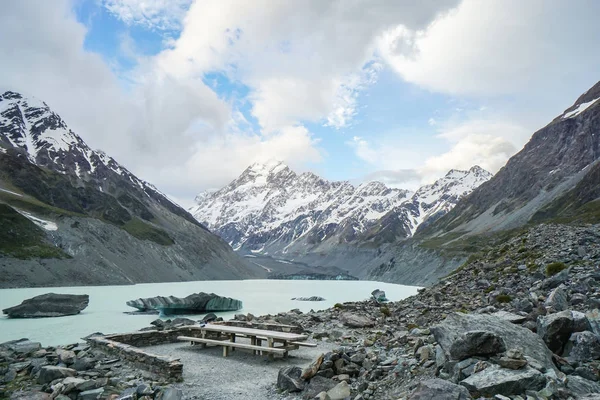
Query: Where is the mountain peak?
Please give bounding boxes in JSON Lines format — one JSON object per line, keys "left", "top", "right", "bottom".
{"left": 245, "top": 160, "right": 288, "bottom": 175}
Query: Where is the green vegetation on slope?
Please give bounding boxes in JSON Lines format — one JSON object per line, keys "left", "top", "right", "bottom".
{"left": 122, "top": 218, "right": 175, "bottom": 246}
{"left": 0, "top": 204, "right": 70, "bottom": 259}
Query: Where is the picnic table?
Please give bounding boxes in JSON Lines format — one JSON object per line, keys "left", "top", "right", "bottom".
{"left": 177, "top": 324, "right": 316, "bottom": 359}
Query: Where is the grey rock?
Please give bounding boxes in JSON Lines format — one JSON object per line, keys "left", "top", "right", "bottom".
{"left": 563, "top": 331, "right": 600, "bottom": 362}
{"left": 326, "top": 381, "right": 351, "bottom": 400}
{"left": 449, "top": 331, "right": 506, "bottom": 360}
{"left": 431, "top": 313, "right": 556, "bottom": 373}
{"left": 57, "top": 348, "right": 76, "bottom": 365}
{"left": 2, "top": 293, "right": 89, "bottom": 318}
{"left": 490, "top": 311, "right": 528, "bottom": 324}
{"left": 277, "top": 366, "right": 305, "bottom": 392}
{"left": 408, "top": 378, "right": 472, "bottom": 399}
{"left": 460, "top": 366, "right": 546, "bottom": 396}
{"left": 537, "top": 310, "right": 588, "bottom": 353}
{"left": 77, "top": 388, "right": 104, "bottom": 400}
{"left": 566, "top": 375, "right": 600, "bottom": 396}
{"left": 544, "top": 286, "right": 568, "bottom": 312}
{"left": 304, "top": 376, "right": 337, "bottom": 399}
{"left": 340, "top": 313, "right": 374, "bottom": 328}
{"left": 586, "top": 309, "right": 600, "bottom": 336}
{"left": 371, "top": 289, "right": 388, "bottom": 303}
{"left": 156, "top": 388, "right": 183, "bottom": 400}
{"left": 37, "top": 366, "right": 77, "bottom": 384}
{"left": 1, "top": 339, "right": 41, "bottom": 354}
{"left": 541, "top": 267, "right": 570, "bottom": 289}
{"left": 126, "top": 292, "right": 242, "bottom": 315}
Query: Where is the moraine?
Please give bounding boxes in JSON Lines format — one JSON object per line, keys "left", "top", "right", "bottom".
{"left": 0, "top": 279, "right": 419, "bottom": 346}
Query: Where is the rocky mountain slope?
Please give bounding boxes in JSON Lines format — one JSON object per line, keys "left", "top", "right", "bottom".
{"left": 190, "top": 161, "right": 490, "bottom": 276}
{"left": 0, "top": 90, "right": 257, "bottom": 288}
{"left": 423, "top": 80, "right": 600, "bottom": 238}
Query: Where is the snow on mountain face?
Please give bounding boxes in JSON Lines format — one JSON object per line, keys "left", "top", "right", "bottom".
{"left": 0, "top": 91, "right": 164, "bottom": 200}
{"left": 190, "top": 162, "right": 491, "bottom": 254}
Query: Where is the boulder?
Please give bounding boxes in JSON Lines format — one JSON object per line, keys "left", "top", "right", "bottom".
{"left": 409, "top": 378, "right": 472, "bottom": 400}
{"left": 563, "top": 331, "right": 600, "bottom": 362}
{"left": 291, "top": 296, "right": 326, "bottom": 301}
{"left": 490, "top": 311, "right": 527, "bottom": 324}
{"left": 544, "top": 286, "right": 568, "bottom": 312}
{"left": 126, "top": 292, "right": 242, "bottom": 315}
{"left": 201, "top": 313, "right": 218, "bottom": 322}
{"left": 460, "top": 366, "right": 546, "bottom": 396}
{"left": 302, "top": 353, "right": 324, "bottom": 380}
{"left": 340, "top": 313, "right": 374, "bottom": 328}
{"left": 326, "top": 381, "right": 351, "bottom": 400}
{"left": 449, "top": 330, "right": 507, "bottom": 360}
{"left": 371, "top": 289, "right": 388, "bottom": 303}
{"left": 586, "top": 309, "right": 600, "bottom": 336}
{"left": 431, "top": 313, "right": 555, "bottom": 373}
{"left": 277, "top": 366, "right": 305, "bottom": 392}
{"left": 566, "top": 375, "right": 600, "bottom": 396}
{"left": 537, "top": 310, "right": 590, "bottom": 353}
{"left": 303, "top": 376, "right": 337, "bottom": 399}
{"left": 155, "top": 388, "right": 183, "bottom": 400}
{"left": 0, "top": 339, "right": 41, "bottom": 354}
{"left": 78, "top": 388, "right": 104, "bottom": 400}
{"left": 37, "top": 366, "right": 77, "bottom": 384}
{"left": 2, "top": 294, "right": 89, "bottom": 318}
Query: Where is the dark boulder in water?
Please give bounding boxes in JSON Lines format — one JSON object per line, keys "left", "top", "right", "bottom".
{"left": 126, "top": 292, "right": 242, "bottom": 315}
{"left": 2, "top": 293, "right": 89, "bottom": 318}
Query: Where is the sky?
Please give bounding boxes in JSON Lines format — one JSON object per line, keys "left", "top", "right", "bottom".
{"left": 1, "top": 0, "right": 599, "bottom": 207}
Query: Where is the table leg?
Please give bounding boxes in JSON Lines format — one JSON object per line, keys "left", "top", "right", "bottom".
{"left": 200, "top": 330, "right": 206, "bottom": 349}
{"left": 230, "top": 333, "right": 236, "bottom": 352}
{"left": 267, "top": 338, "right": 274, "bottom": 361}
{"left": 283, "top": 340, "right": 288, "bottom": 359}
{"left": 256, "top": 338, "right": 262, "bottom": 355}
{"left": 250, "top": 336, "right": 256, "bottom": 355}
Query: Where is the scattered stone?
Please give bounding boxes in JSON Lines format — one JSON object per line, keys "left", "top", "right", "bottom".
{"left": 563, "top": 331, "right": 600, "bottom": 362}
{"left": 545, "top": 286, "right": 568, "bottom": 312}
{"left": 537, "top": 310, "right": 578, "bottom": 353}
{"left": 37, "top": 366, "right": 77, "bottom": 384}
{"left": 340, "top": 313, "right": 374, "bottom": 328}
{"left": 277, "top": 366, "right": 305, "bottom": 392}
{"left": 460, "top": 366, "right": 546, "bottom": 396}
{"left": 408, "top": 378, "right": 472, "bottom": 399}
{"left": 371, "top": 289, "right": 388, "bottom": 303}
{"left": 302, "top": 353, "right": 324, "bottom": 380}
{"left": 326, "top": 381, "right": 351, "bottom": 400}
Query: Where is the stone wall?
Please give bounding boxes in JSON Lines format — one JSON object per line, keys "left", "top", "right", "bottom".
{"left": 85, "top": 329, "right": 203, "bottom": 381}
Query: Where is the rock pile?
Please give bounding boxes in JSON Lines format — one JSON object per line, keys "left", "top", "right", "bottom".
{"left": 0, "top": 338, "right": 181, "bottom": 399}
{"left": 267, "top": 223, "right": 600, "bottom": 399}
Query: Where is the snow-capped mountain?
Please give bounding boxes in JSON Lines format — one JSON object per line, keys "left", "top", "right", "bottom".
{"left": 190, "top": 161, "right": 491, "bottom": 256}
{"left": 0, "top": 90, "right": 254, "bottom": 287}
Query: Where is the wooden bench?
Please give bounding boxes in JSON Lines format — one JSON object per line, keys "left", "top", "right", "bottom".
{"left": 178, "top": 336, "right": 287, "bottom": 357}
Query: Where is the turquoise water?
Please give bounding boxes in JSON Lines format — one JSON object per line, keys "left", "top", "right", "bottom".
{"left": 0, "top": 280, "right": 419, "bottom": 346}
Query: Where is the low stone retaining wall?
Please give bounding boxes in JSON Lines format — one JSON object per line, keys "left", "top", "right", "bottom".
{"left": 87, "top": 335, "right": 184, "bottom": 381}
{"left": 102, "top": 327, "right": 203, "bottom": 347}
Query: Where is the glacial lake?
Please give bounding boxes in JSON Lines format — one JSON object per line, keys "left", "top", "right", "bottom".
{"left": 0, "top": 280, "right": 419, "bottom": 346}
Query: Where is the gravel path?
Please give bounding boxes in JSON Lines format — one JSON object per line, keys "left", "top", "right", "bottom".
{"left": 146, "top": 339, "right": 336, "bottom": 400}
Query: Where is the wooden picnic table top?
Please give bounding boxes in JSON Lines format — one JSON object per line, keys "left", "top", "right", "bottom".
{"left": 191, "top": 324, "right": 307, "bottom": 341}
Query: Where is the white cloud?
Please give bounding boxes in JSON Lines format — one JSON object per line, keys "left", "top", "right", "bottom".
{"left": 155, "top": 0, "right": 460, "bottom": 132}
{"left": 378, "top": 0, "right": 600, "bottom": 108}
{"left": 102, "top": 0, "right": 192, "bottom": 30}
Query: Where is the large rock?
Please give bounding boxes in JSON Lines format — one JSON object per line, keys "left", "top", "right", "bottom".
{"left": 340, "top": 313, "right": 375, "bottom": 328}
{"left": 563, "top": 331, "right": 600, "bottom": 362}
{"left": 37, "top": 366, "right": 77, "bottom": 384}
{"left": 537, "top": 310, "right": 590, "bottom": 353}
{"left": 431, "top": 313, "right": 556, "bottom": 373}
{"left": 449, "top": 330, "right": 506, "bottom": 360}
{"left": 277, "top": 366, "right": 305, "bottom": 392}
{"left": 460, "top": 366, "right": 546, "bottom": 396}
{"left": 566, "top": 375, "right": 600, "bottom": 396}
{"left": 326, "top": 381, "right": 351, "bottom": 400}
{"left": 303, "top": 376, "right": 337, "bottom": 399}
{"left": 0, "top": 339, "right": 41, "bottom": 354}
{"left": 544, "top": 286, "right": 568, "bottom": 312}
{"left": 409, "top": 378, "right": 472, "bottom": 400}
{"left": 2, "top": 293, "right": 89, "bottom": 318}
{"left": 126, "top": 292, "right": 242, "bottom": 315}
{"left": 586, "top": 309, "right": 600, "bottom": 336}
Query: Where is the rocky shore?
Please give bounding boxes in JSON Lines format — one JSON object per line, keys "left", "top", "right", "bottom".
{"left": 2, "top": 223, "right": 599, "bottom": 399}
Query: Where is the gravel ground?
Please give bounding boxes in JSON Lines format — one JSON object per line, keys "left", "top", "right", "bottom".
{"left": 146, "top": 338, "right": 336, "bottom": 400}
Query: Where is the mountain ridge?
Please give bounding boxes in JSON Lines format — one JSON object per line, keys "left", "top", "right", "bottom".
{"left": 0, "top": 90, "right": 257, "bottom": 288}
